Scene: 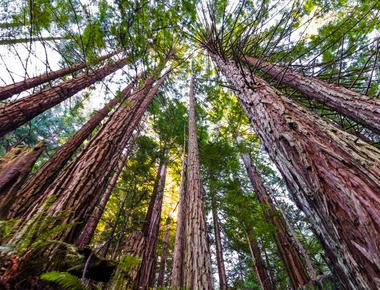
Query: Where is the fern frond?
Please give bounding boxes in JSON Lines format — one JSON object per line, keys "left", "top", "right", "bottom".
{"left": 40, "top": 271, "right": 87, "bottom": 290}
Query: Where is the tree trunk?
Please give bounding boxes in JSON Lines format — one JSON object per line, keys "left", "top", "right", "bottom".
{"left": 0, "top": 143, "right": 44, "bottom": 218}
{"left": 157, "top": 218, "right": 171, "bottom": 287}
{"left": 0, "top": 50, "right": 119, "bottom": 101}
{"left": 241, "top": 153, "right": 310, "bottom": 288}
{"left": 211, "top": 194, "right": 228, "bottom": 290}
{"left": 212, "top": 53, "right": 380, "bottom": 290}
{"left": 171, "top": 152, "right": 187, "bottom": 288}
{"left": 15, "top": 75, "right": 164, "bottom": 248}
{"left": 124, "top": 231, "right": 145, "bottom": 284}
{"left": 60, "top": 77, "right": 164, "bottom": 244}
{"left": 0, "top": 56, "right": 128, "bottom": 137}
{"left": 184, "top": 75, "right": 213, "bottom": 290}
{"left": 7, "top": 83, "right": 134, "bottom": 219}
{"left": 75, "top": 131, "right": 138, "bottom": 248}
{"left": 138, "top": 155, "right": 167, "bottom": 289}
{"left": 273, "top": 195, "right": 318, "bottom": 280}
{"left": 244, "top": 56, "right": 380, "bottom": 135}
{"left": 263, "top": 248, "right": 277, "bottom": 288}
{"left": 246, "top": 227, "right": 277, "bottom": 290}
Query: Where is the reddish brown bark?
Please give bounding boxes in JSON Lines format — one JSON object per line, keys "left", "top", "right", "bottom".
{"left": 213, "top": 54, "right": 380, "bottom": 289}
{"left": 0, "top": 56, "right": 128, "bottom": 137}
{"left": 124, "top": 231, "right": 145, "bottom": 284}
{"left": 0, "top": 50, "right": 119, "bottom": 101}
{"left": 246, "top": 227, "right": 277, "bottom": 290}
{"left": 0, "top": 143, "right": 44, "bottom": 218}
{"left": 75, "top": 132, "right": 138, "bottom": 248}
{"left": 138, "top": 156, "right": 167, "bottom": 289}
{"left": 184, "top": 75, "right": 213, "bottom": 290}
{"left": 245, "top": 56, "right": 380, "bottom": 135}
{"left": 17, "top": 75, "right": 165, "bottom": 248}
{"left": 241, "top": 153, "right": 310, "bottom": 288}
{"left": 211, "top": 194, "right": 228, "bottom": 290}
{"left": 273, "top": 195, "right": 317, "bottom": 280}
{"left": 7, "top": 84, "right": 134, "bottom": 219}
{"left": 171, "top": 152, "right": 187, "bottom": 288}
{"left": 157, "top": 218, "right": 171, "bottom": 287}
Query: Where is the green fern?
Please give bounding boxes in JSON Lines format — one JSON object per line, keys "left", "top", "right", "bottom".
{"left": 40, "top": 271, "right": 87, "bottom": 290}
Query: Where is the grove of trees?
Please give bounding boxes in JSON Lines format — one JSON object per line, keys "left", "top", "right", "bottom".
{"left": 0, "top": 0, "right": 379, "bottom": 289}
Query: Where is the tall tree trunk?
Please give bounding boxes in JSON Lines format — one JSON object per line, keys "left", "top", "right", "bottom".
{"left": 75, "top": 131, "right": 138, "bottom": 248}
{"left": 124, "top": 231, "right": 145, "bottom": 285}
{"left": 138, "top": 155, "right": 167, "bottom": 289}
{"left": 211, "top": 193, "right": 228, "bottom": 290}
{"left": 184, "top": 75, "right": 213, "bottom": 290}
{"left": 212, "top": 53, "right": 380, "bottom": 290}
{"left": 7, "top": 83, "right": 134, "bottom": 219}
{"left": 241, "top": 153, "right": 310, "bottom": 288}
{"left": 263, "top": 249, "right": 277, "bottom": 288}
{"left": 244, "top": 56, "right": 380, "bottom": 135}
{"left": 273, "top": 195, "right": 318, "bottom": 280}
{"left": 0, "top": 56, "right": 128, "bottom": 137}
{"left": 15, "top": 74, "right": 165, "bottom": 248}
{"left": 171, "top": 152, "right": 187, "bottom": 288}
{"left": 0, "top": 143, "right": 44, "bottom": 218}
{"left": 0, "top": 50, "right": 119, "bottom": 101}
{"left": 245, "top": 227, "right": 277, "bottom": 290}
{"left": 157, "top": 218, "right": 171, "bottom": 287}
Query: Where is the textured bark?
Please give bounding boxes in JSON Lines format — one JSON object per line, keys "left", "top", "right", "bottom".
{"left": 75, "top": 132, "right": 138, "bottom": 248}
{"left": 171, "top": 152, "right": 187, "bottom": 288}
{"left": 212, "top": 53, "right": 380, "bottom": 289}
{"left": 211, "top": 194, "right": 228, "bottom": 290}
{"left": 17, "top": 75, "right": 165, "bottom": 248}
{"left": 241, "top": 153, "right": 310, "bottom": 288}
{"left": 157, "top": 218, "right": 171, "bottom": 287}
{"left": 0, "top": 143, "right": 44, "bottom": 218}
{"left": 184, "top": 75, "right": 213, "bottom": 290}
{"left": 245, "top": 56, "right": 380, "bottom": 135}
{"left": 138, "top": 156, "right": 167, "bottom": 289}
{"left": 246, "top": 227, "right": 277, "bottom": 290}
{"left": 124, "top": 231, "right": 145, "bottom": 284}
{"left": 0, "top": 50, "right": 119, "bottom": 101}
{"left": 7, "top": 84, "right": 133, "bottom": 220}
{"left": 274, "top": 197, "right": 317, "bottom": 280}
{"left": 0, "top": 56, "right": 128, "bottom": 137}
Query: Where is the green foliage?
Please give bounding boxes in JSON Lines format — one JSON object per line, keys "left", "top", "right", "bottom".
{"left": 40, "top": 271, "right": 87, "bottom": 290}
{"left": 1, "top": 196, "right": 78, "bottom": 257}
{"left": 118, "top": 255, "right": 142, "bottom": 273}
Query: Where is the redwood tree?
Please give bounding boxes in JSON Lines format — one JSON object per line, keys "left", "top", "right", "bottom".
{"left": 0, "top": 56, "right": 128, "bottom": 137}
{"left": 244, "top": 56, "right": 380, "bottom": 135}
{"left": 245, "top": 227, "right": 277, "bottom": 290}
{"left": 19, "top": 74, "right": 165, "bottom": 247}
{"left": 7, "top": 82, "right": 135, "bottom": 219}
{"left": 157, "top": 218, "right": 171, "bottom": 287}
{"left": 0, "top": 50, "right": 119, "bottom": 101}
{"left": 241, "top": 152, "right": 310, "bottom": 288}
{"left": 137, "top": 154, "right": 167, "bottom": 289}
{"left": 184, "top": 75, "right": 213, "bottom": 290}
{"left": 211, "top": 193, "right": 228, "bottom": 290}
{"left": 75, "top": 131, "right": 138, "bottom": 248}
{"left": 0, "top": 143, "right": 44, "bottom": 218}
{"left": 171, "top": 152, "right": 187, "bottom": 288}
{"left": 210, "top": 53, "right": 380, "bottom": 289}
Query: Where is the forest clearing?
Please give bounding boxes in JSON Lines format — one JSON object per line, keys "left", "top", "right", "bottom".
{"left": 0, "top": 0, "right": 379, "bottom": 289}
